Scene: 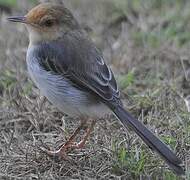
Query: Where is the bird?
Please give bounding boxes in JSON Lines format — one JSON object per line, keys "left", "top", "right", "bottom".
{"left": 7, "top": 3, "right": 184, "bottom": 175}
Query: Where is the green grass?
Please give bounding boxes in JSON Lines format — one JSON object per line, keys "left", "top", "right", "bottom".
{"left": 118, "top": 71, "right": 135, "bottom": 90}
{"left": 110, "top": 0, "right": 190, "bottom": 48}
{"left": 0, "top": 70, "right": 17, "bottom": 92}
{"left": 0, "top": 0, "right": 17, "bottom": 6}
{"left": 112, "top": 146, "right": 147, "bottom": 176}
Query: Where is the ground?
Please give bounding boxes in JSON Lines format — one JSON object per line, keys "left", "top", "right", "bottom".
{"left": 0, "top": 0, "right": 189, "bottom": 179}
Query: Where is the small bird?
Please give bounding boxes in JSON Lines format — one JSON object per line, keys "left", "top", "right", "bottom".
{"left": 8, "top": 3, "right": 184, "bottom": 175}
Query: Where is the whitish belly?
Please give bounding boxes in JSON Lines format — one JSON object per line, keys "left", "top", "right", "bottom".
{"left": 27, "top": 61, "right": 110, "bottom": 118}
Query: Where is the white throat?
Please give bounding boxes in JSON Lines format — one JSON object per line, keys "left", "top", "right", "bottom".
{"left": 26, "top": 25, "right": 61, "bottom": 46}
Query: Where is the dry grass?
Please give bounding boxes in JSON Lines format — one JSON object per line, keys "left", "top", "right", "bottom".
{"left": 0, "top": 0, "right": 190, "bottom": 179}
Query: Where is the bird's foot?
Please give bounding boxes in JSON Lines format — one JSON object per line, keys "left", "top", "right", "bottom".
{"left": 39, "top": 141, "right": 87, "bottom": 161}
{"left": 40, "top": 144, "right": 72, "bottom": 160}
{"left": 70, "top": 140, "right": 86, "bottom": 149}
{"left": 40, "top": 120, "right": 96, "bottom": 159}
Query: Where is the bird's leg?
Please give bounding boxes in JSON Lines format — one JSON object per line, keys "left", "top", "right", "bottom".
{"left": 40, "top": 120, "right": 86, "bottom": 158}
{"left": 71, "top": 120, "right": 96, "bottom": 149}
{"left": 60, "top": 120, "right": 86, "bottom": 148}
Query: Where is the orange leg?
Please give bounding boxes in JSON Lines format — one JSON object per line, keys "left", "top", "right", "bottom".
{"left": 71, "top": 120, "right": 96, "bottom": 149}
{"left": 40, "top": 119, "right": 96, "bottom": 159}
{"left": 40, "top": 121, "right": 85, "bottom": 158}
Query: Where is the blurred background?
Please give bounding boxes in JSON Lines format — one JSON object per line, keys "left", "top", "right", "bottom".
{"left": 0, "top": 0, "right": 190, "bottom": 179}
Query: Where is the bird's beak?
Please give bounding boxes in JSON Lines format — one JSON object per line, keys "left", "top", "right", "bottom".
{"left": 7, "top": 16, "right": 26, "bottom": 23}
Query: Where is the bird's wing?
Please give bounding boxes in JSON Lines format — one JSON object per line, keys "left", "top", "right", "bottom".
{"left": 34, "top": 32, "right": 120, "bottom": 103}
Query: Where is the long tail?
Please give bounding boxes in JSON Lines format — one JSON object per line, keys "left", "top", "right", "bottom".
{"left": 111, "top": 105, "right": 184, "bottom": 175}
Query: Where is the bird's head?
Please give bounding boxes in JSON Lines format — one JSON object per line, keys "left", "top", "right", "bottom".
{"left": 7, "top": 3, "right": 79, "bottom": 44}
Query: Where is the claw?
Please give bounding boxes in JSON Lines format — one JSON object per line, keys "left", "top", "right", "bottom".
{"left": 39, "top": 145, "right": 69, "bottom": 160}
{"left": 39, "top": 120, "right": 96, "bottom": 160}
{"left": 71, "top": 141, "right": 86, "bottom": 149}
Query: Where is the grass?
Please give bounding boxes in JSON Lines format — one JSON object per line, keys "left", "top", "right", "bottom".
{"left": 0, "top": 0, "right": 189, "bottom": 179}
{"left": 110, "top": 0, "right": 190, "bottom": 48}
{"left": 0, "top": 0, "right": 38, "bottom": 7}
{"left": 0, "top": 0, "right": 17, "bottom": 7}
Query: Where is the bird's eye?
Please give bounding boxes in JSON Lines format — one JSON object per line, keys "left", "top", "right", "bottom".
{"left": 44, "top": 19, "right": 54, "bottom": 27}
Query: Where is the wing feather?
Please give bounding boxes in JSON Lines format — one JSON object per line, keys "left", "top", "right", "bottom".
{"left": 34, "top": 31, "right": 120, "bottom": 103}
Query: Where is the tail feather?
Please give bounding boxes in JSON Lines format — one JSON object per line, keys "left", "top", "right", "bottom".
{"left": 111, "top": 105, "right": 184, "bottom": 175}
